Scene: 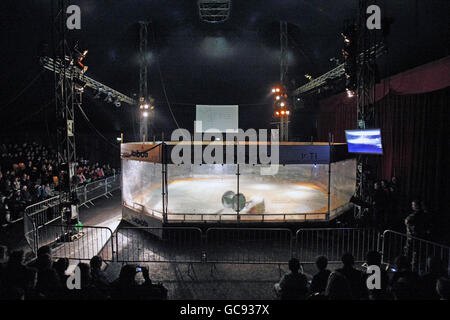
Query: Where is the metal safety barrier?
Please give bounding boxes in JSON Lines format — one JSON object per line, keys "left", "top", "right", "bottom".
{"left": 206, "top": 228, "right": 293, "bottom": 264}
{"left": 35, "top": 224, "right": 114, "bottom": 261}
{"left": 115, "top": 227, "right": 203, "bottom": 263}
{"left": 294, "top": 228, "right": 380, "bottom": 264}
{"left": 381, "top": 230, "right": 450, "bottom": 275}
{"left": 23, "top": 174, "right": 121, "bottom": 254}
{"left": 24, "top": 195, "right": 68, "bottom": 255}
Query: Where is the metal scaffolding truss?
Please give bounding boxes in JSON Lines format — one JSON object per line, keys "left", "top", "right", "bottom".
{"left": 293, "top": 43, "right": 385, "bottom": 96}
{"left": 139, "top": 22, "right": 149, "bottom": 141}
{"left": 198, "top": 0, "right": 231, "bottom": 23}
{"left": 41, "top": 56, "right": 136, "bottom": 106}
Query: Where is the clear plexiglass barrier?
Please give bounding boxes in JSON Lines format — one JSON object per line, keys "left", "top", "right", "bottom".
{"left": 122, "top": 158, "right": 356, "bottom": 223}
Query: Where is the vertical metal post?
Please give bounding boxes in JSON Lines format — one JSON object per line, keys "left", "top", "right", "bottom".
{"left": 327, "top": 133, "right": 332, "bottom": 220}
{"left": 139, "top": 21, "right": 149, "bottom": 142}
{"left": 236, "top": 163, "right": 240, "bottom": 222}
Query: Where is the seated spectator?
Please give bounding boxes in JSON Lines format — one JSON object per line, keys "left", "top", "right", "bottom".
{"left": 325, "top": 271, "right": 353, "bottom": 300}
{"left": 436, "top": 277, "right": 450, "bottom": 300}
{"left": 53, "top": 258, "right": 70, "bottom": 289}
{"left": 0, "top": 250, "right": 34, "bottom": 300}
{"left": 420, "top": 256, "right": 445, "bottom": 300}
{"left": 364, "top": 251, "right": 389, "bottom": 300}
{"left": 309, "top": 255, "right": 331, "bottom": 295}
{"left": 111, "top": 265, "right": 167, "bottom": 300}
{"left": 90, "top": 255, "right": 110, "bottom": 292}
{"left": 335, "top": 253, "right": 368, "bottom": 300}
{"left": 274, "top": 258, "right": 308, "bottom": 300}
{"left": 35, "top": 253, "right": 61, "bottom": 299}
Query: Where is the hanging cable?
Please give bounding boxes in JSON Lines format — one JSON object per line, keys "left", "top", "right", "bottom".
{"left": 76, "top": 103, "right": 119, "bottom": 149}
{"left": 0, "top": 71, "right": 44, "bottom": 111}
{"left": 150, "top": 24, "right": 180, "bottom": 129}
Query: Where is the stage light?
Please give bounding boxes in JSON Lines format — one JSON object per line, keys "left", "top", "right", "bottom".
{"left": 346, "top": 88, "right": 355, "bottom": 98}
{"left": 280, "top": 102, "right": 285, "bottom": 107}
{"left": 271, "top": 88, "right": 276, "bottom": 93}
{"left": 105, "top": 92, "right": 113, "bottom": 103}
{"left": 276, "top": 96, "right": 280, "bottom": 100}
{"left": 116, "top": 137, "right": 121, "bottom": 141}
{"left": 150, "top": 105, "right": 154, "bottom": 110}
{"left": 281, "top": 110, "right": 285, "bottom": 115}
{"left": 286, "top": 110, "right": 290, "bottom": 115}
{"left": 275, "top": 88, "right": 280, "bottom": 92}
{"left": 275, "top": 111, "right": 280, "bottom": 116}
{"left": 142, "top": 111, "right": 149, "bottom": 117}
{"left": 144, "top": 104, "right": 149, "bottom": 109}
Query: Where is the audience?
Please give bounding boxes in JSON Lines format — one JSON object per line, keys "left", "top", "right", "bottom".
{"left": 0, "top": 249, "right": 168, "bottom": 300}
{"left": 309, "top": 255, "right": 331, "bottom": 295}
{"left": 335, "top": 253, "right": 368, "bottom": 300}
{"left": 274, "top": 258, "right": 308, "bottom": 300}
{"left": 0, "top": 141, "right": 117, "bottom": 224}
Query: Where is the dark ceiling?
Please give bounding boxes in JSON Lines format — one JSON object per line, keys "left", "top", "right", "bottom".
{"left": 0, "top": 0, "right": 448, "bottom": 142}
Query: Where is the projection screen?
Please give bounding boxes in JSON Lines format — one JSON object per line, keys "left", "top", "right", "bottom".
{"left": 195, "top": 105, "right": 238, "bottom": 133}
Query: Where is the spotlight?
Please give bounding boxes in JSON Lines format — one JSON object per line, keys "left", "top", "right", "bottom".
{"left": 276, "top": 96, "right": 280, "bottom": 100}
{"left": 286, "top": 110, "right": 290, "bottom": 115}
{"left": 144, "top": 104, "right": 149, "bottom": 109}
{"left": 116, "top": 137, "right": 122, "bottom": 142}
{"left": 142, "top": 111, "right": 149, "bottom": 117}
{"left": 105, "top": 92, "right": 113, "bottom": 103}
{"left": 280, "top": 102, "right": 285, "bottom": 107}
{"left": 346, "top": 88, "right": 355, "bottom": 98}
{"left": 275, "top": 88, "right": 280, "bottom": 92}
{"left": 281, "top": 110, "right": 285, "bottom": 115}
{"left": 275, "top": 111, "right": 280, "bottom": 116}
{"left": 271, "top": 88, "right": 276, "bottom": 93}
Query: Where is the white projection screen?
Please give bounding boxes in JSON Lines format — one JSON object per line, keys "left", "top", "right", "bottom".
{"left": 195, "top": 105, "right": 238, "bottom": 133}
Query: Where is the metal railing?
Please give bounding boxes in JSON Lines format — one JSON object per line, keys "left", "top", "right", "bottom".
{"left": 35, "top": 225, "right": 114, "bottom": 262}
{"left": 381, "top": 230, "right": 450, "bottom": 275}
{"left": 23, "top": 174, "right": 121, "bottom": 254}
{"left": 205, "top": 228, "right": 293, "bottom": 264}
{"left": 22, "top": 224, "right": 449, "bottom": 274}
{"left": 294, "top": 228, "right": 380, "bottom": 264}
{"left": 115, "top": 227, "right": 203, "bottom": 263}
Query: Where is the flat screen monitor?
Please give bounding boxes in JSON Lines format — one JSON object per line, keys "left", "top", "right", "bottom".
{"left": 345, "top": 129, "right": 383, "bottom": 154}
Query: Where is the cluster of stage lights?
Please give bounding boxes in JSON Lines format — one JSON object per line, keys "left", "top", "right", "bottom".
{"left": 139, "top": 102, "right": 154, "bottom": 118}
{"left": 271, "top": 86, "right": 290, "bottom": 117}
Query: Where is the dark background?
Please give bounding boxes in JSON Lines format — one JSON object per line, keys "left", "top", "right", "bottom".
{"left": 0, "top": 0, "right": 448, "bottom": 162}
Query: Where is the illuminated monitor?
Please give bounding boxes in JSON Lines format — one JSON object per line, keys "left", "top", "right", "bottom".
{"left": 345, "top": 129, "right": 383, "bottom": 154}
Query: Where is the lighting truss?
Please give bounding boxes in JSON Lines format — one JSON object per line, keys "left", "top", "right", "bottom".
{"left": 293, "top": 43, "right": 385, "bottom": 96}
{"left": 198, "top": 0, "right": 231, "bottom": 23}
{"left": 41, "top": 56, "right": 136, "bottom": 106}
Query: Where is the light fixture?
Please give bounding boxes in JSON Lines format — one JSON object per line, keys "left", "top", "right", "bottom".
{"left": 281, "top": 110, "right": 285, "bottom": 115}
{"left": 144, "top": 104, "right": 149, "bottom": 109}
{"left": 116, "top": 137, "right": 122, "bottom": 141}
{"left": 142, "top": 111, "right": 149, "bottom": 117}
{"left": 276, "top": 96, "right": 280, "bottom": 100}
{"left": 271, "top": 88, "right": 276, "bottom": 93}
{"left": 280, "top": 102, "right": 285, "bottom": 107}
{"left": 286, "top": 110, "right": 290, "bottom": 115}
{"left": 275, "top": 88, "right": 280, "bottom": 92}
{"left": 346, "top": 88, "right": 355, "bottom": 98}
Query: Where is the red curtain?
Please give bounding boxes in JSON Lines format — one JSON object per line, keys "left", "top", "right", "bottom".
{"left": 376, "top": 88, "right": 449, "bottom": 211}
{"left": 316, "top": 56, "right": 450, "bottom": 211}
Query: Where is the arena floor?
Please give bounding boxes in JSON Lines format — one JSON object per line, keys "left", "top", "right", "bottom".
{"left": 139, "top": 177, "right": 329, "bottom": 217}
